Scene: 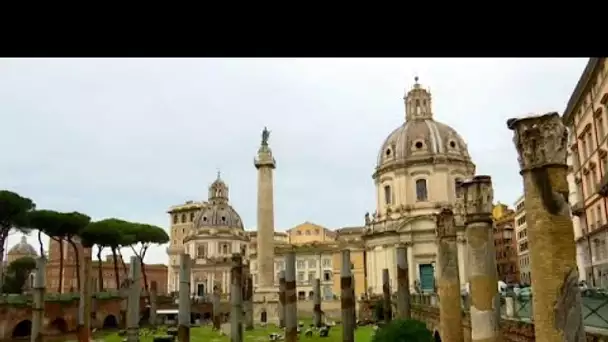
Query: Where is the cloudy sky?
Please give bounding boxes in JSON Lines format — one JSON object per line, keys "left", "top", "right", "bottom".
{"left": 0, "top": 58, "right": 587, "bottom": 264}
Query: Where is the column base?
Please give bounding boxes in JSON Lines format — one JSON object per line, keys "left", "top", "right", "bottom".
{"left": 253, "top": 287, "right": 280, "bottom": 325}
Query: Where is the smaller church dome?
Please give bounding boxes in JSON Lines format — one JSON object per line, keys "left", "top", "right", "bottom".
{"left": 8, "top": 236, "right": 37, "bottom": 256}
{"left": 193, "top": 173, "right": 244, "bottom": 230}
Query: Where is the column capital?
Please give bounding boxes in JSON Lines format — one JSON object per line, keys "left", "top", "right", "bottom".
{"left": 461, "top": 175, "right": 494, "bottom": 223}
{"left": 254, "top": 146, "right": 276, "bottom": 169}
{"left": 436, "top": 207, "right": 457, "bottom": 239}
{"left": 507, "top": 112, "right": 568, "bottom": 171}
{"left": 395, "top": 242, "right": 413, "bottom": 248}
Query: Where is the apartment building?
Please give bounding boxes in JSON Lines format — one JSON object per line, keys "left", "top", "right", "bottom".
{"left": 514, "top": 195, "right": 531, "bottom": 285}
{"left": 564, "top": 58, "right": 608, "bottom": 288}
{"left": 492, "top": 203, "right": 519, "bottom": 284}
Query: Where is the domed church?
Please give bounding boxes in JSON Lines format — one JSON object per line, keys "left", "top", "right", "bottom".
{"left": 167, "top": 173, "right": 250, "bottom": 296}
{"left": 363, "top": 78, "right": 475, "bottom": 294}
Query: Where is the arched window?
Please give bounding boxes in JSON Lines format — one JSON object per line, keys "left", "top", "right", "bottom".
{"left": 384, "top": 185, "right": 392, "bottom": 205}
{"left": 173, "top": 214, "right": 178, "bottom": 224}
{"left": 416, "top": 179, "right": 428, "bottom": 202}
{"left": 222, "top": 244, "right": 228, "bottom": 255}
{"left": 181, "top": 214, "right": 186, "bottom": 223}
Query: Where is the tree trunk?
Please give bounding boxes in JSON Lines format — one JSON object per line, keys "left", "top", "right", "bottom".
{"left": 117, "top": 248, "right": 128, "bottom": 276}
{"left": 111, "top": 248, "right": 120, "bottom": 289}
{"left": 37, "top": 231, "right": 45, "bottom": 257}
{"left": 0, "top": 229, "right": 9, "bottom": 293}
{"left": 97, "top": 248, "right": 104, "bottom": 292}
{"left": 67, "top": 238, "right": 81, "bottom": 291}
{"left": 58, "top": 238, "right": 64, "bottom": 293}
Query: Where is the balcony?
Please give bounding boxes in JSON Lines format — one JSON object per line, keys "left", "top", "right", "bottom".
{"left": 571, "top": 201, "right": 585, "bottom": 216}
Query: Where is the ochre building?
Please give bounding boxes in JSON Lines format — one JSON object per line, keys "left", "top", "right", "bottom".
{"left": 492, "top": 203, "right": 519, "bottom": 284}
{"left": 564, "top": 57, "right": 608, "bottom": 287}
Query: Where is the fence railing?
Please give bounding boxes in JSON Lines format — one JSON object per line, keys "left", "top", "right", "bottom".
{"left": 412, "top": 290, "right": 608, "bottom": 330}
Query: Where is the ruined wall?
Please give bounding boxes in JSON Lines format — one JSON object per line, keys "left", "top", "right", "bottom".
{"left": 0, "top": 296, "right": 146, "bottom": 339}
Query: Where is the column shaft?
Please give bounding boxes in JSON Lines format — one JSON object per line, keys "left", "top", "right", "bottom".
{"left": 508, "top": 113, "right": 585, "bottom": 342}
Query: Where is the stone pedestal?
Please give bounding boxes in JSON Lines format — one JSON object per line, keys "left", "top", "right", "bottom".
{"left": 253, "top": 287, "right": 280, "bottom": 325}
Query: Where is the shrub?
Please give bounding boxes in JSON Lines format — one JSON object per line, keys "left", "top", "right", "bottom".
{"left": 372, "top": 319, "right": 432, "bottom": 342}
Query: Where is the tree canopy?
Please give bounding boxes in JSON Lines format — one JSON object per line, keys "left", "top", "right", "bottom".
{"left": 80, "top": 218, "right": 129, "bottom": 248}
{"left": 0, "top": 190, "right": 36, "bottom": 233}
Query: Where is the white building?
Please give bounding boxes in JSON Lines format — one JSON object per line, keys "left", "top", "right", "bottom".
{"left": 514, "top": 195, "right": 530, "bottom": 285}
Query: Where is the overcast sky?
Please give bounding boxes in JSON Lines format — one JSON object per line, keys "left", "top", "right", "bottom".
{"left": 0, "top": 58, "right": 587, "bottom": 264}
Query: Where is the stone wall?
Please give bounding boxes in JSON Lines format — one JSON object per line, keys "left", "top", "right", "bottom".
{"left": 412, "top": 305, "right": 608, "bottom": 342}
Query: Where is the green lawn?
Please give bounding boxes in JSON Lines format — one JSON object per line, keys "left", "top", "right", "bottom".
{"left": 102, "top": 324, "right": 375, "bottom": 342}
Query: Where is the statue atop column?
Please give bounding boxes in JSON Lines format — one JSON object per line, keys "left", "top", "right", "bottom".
{"left": 261, "top": 126, "right": 271, "bottom": 147}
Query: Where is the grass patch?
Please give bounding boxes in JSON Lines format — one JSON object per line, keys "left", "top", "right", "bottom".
{"left": 102, "top": 324, "right": 375, "bottom": 342}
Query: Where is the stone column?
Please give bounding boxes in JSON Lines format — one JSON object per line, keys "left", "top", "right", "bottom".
{"left": 436, "top": 208, "right": 463, "bottom": 342}
{"left": 461, "top": 176, "right": 500, "bottom": 342}
{"left": 78, "top": 254, "right": 92, "bottom": 342}
{"left": 340, "top": 250, "right": 355, "bottom": 342}
{"left": 396, "top": 244, "right": 411, "bottom": 319}
{"left": 31, "top": 257, "right": 46, "bottom": 342}
{"left": 278, "top": 270, "right": 286, "bottom": 328}
{"left": 230, "top": 254, "right": 243, "bottom": 342}
{"left": 254, "top": 132, "right": 276, "bottom": 289}
{"left": 284, "top": 251, "right": 297, "bottom": 342}
{"left": 508, "top": 113, "right": 585, "bottom": 342}
{"left": 212, "top": 288, "right": 221, "bottom": 331}
{"left": 382, "top": 269, "right": 391, "bottom": 323}
{"left": 407, "top": 245, "right": 415, "bottom": 292}
{"left": 313, "top": 278, "right": 322, "bottom": 327}
{"left": 149, "top": 281, "right": 158, "bottom": 326}
{"left": 178, "top": 254, "right": 191, "bottom": 342}
{"left": 244, "top": 276, "right": 254, "bottom": 330}
{"left": 127, "top": 256, "right": 141, "bottom": 342}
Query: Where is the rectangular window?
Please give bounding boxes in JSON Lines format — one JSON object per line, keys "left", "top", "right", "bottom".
{"left": 322, "top": 259, "right": 332, "bottom": 268}
{"left": 297, "top": 272, "right": 305, "bottom": 282}
{"left": 598, "top": 118, "right": 605, "bottom": 138}
{"left": 308, "top": 271, "right": 316, "bottom": 283}
{"left": 297, "top": 260, "right": 305, "bottom": 269}
{"left": 416, "top": 179, "right": 428, "bottom": 202}
{"left": 323, "top": 271, "right": 332, "bottom": 281}
{"left": 308, "top": 259, "right": 316, "bottom": 268}
{"left": 581, "top": 139, "right": 588, "bottom": 160}
{"left": 384, "top": 185, "right": 391, "bottom": 205}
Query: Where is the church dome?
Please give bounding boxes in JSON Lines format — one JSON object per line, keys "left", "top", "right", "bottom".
{"left": 375, "top": 78, "right": 472, "bottom": 175}
{"left": 192, "top": 173, "right": 244, "bottom": 230}
{"left": 8, "top": 236, "right": 37, "bottom": 256}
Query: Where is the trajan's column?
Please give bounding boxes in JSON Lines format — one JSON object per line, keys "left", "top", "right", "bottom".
{"left": 253, "top": 126, "right": 279, "bottom": 323}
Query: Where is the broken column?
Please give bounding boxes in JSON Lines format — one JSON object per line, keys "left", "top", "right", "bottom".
{"left": 31, "top": 257, "right": 46, "bottom": 342}
{"left": 313, "top": 278, "right": 322, "bottom": 327}
{"left": 396, "top": 244, "right": 411, "bottom": 319}
{"left": 178, "top": 253, "right": 191, "bottom": 342}
{"left": 78, "top": 254, "right": 93, "bottom": 342}
{"left": 436, "top": 208, "right": 463, "bottom": 342}
{"left": 149, "top": 281, "right": 158, "bottom": 326}
{"left": 127, "top": 256, "right": 141, "bottom": 342}
{"left": 278, "top": 270, "right": 286, "bottom": 328}
{"left": 230, "top": 254, "right": 244, "bottom": 342}
{"left": 212, "top": 285, "right": 221, "bottom": 331}
{"left": 284, "top": 251, "right": 298, "bottom": 342}
{"left": 461, "top": 176, "right": 500, "bottom": 342}
{"left": 244, "top": 275, "right": 254, "bottom": 330}
{"left": 382, "top": 268, "right": 391, "bottom": 323}
{"left": 508, "top": 113, "right": 585, "bottom": 342}
{"left": 341, "top": 249, "right": 355, "bottom": 342}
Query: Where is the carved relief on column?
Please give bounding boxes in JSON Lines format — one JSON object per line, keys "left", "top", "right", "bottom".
{"left": 507, "top": 112, "right": 568, "bottom": 171}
